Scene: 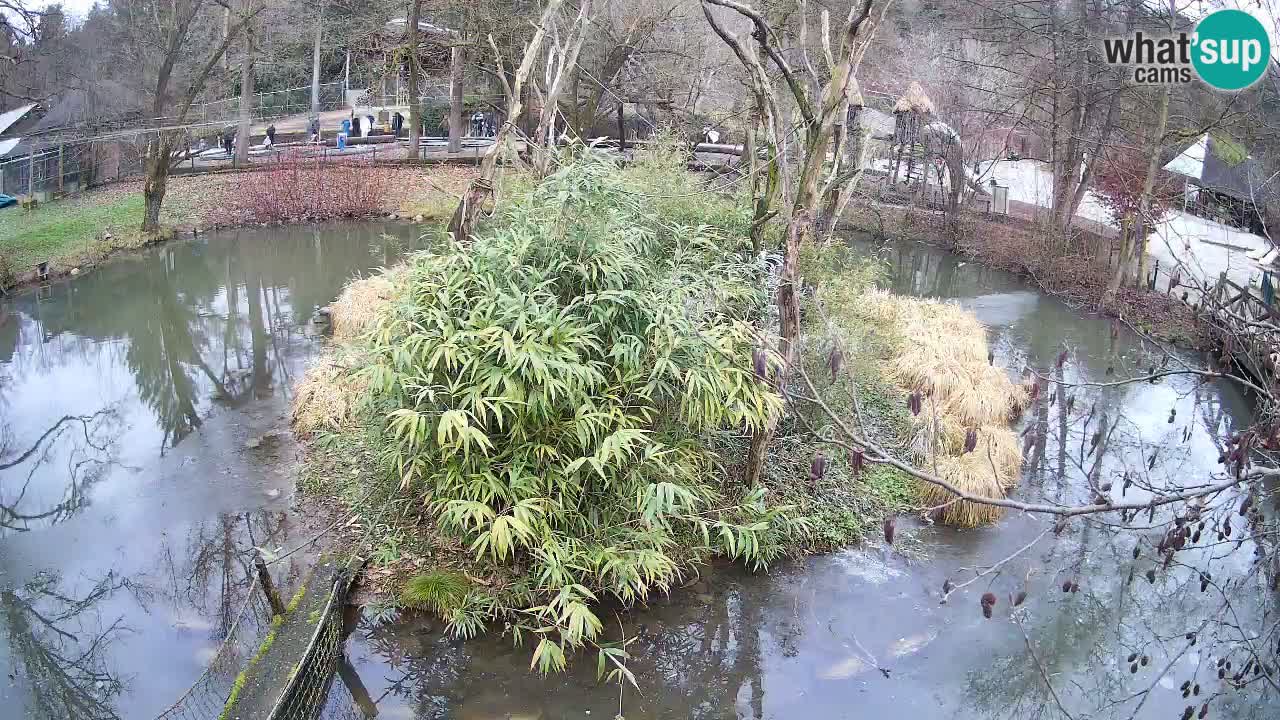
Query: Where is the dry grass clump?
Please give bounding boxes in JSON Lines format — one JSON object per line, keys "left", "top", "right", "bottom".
{"left": 293, "top": 266, "right": 407, "bottom": 435}
{"left": 859, "top": 291, "right": 1027, "bottom": 425}
{"left": 291, "top": 353, "right": 369, "bottom": 435}
{"left": 329, "top": 267, "right": 404, "bottom": 341}
{"left": 856, "top": 290, "right": 1025, "bottom": 526}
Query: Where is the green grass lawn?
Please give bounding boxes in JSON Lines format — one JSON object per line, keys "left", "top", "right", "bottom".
{"left": 0, "top": 190, "right": 147, "bottom": 275}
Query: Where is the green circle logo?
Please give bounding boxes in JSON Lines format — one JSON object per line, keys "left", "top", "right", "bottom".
{"left": 1192, "top": 9, "right": 1271, "bottom": 91}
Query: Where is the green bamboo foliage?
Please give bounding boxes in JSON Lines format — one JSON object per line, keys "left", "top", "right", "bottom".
{"left": 361, "top": 153, "right": 801, "bottom": 659}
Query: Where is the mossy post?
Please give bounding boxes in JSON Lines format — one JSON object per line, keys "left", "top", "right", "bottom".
{"left": 254, "top": 549, "right": 286, "bottom": 615}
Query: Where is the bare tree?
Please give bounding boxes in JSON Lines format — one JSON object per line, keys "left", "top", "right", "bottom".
{"left": 530, "top": 0, "right": 592, "bottom": 178}
{"left": 112, "top": 0, "right": 266, "bottom": 232}
{"left": 703, "top": 0, "right": 887, "bottom": 485}
{"left": 447, "top": 0, "right": 563, "bottom": 242}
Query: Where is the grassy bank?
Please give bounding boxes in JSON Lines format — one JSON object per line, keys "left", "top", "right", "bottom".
{"left": 0, "top": 190, "right": 153, "bottom": 283}
{"left": 0, "top": 165, "right": 477, "bottom": 289}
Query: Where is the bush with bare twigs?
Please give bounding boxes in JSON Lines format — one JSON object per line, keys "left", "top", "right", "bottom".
{"left": 228, "top": 152, "right": 393, "bottom": 224}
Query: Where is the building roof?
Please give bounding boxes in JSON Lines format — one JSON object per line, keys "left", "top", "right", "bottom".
{"left": 0, "top": 138, "right": 20, "bottom": 158}
{"left": 1163, "top": 133, "right": 1265, "bottom": 202}
{"left": 0, "top": 103, "right": 37, "bottom": 137}
{"left": 893, "top": 82, "right": 935, "bottom": 115}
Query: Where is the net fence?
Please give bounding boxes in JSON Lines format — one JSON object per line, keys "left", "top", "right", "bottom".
{"left": 0, "top": 142, "right": 97, "bottom": 198}
{"left": 264, "top": 566, "right": 356, "bottom": 720}
{"left": 152, "top": 575, "right": 276, "bottom": 720}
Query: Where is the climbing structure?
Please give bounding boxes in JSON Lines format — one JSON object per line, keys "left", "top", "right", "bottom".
{"left": 890, "top": 81, "right": 936, "bottom": 187}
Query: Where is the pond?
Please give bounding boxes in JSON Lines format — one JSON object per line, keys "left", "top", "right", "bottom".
{"left": 0, "top": 222, "right": 425, "bottom": 719}
{"left": 0, "top": 226, "right": 1273, "bottom": 720}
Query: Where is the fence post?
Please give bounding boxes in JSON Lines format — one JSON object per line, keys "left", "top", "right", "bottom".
{"left": 254, "top": 550, "right": 287, "bottom": 616}
{"left": 57, "top": 144, "right": 64, "bottom": 194}
{"left": 27, "top": 149, "right": 35, "bottom": 198}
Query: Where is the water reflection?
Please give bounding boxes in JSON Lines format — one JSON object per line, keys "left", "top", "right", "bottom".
{"left": 0, "top": 570, "right": 135, "bottom": 720}
{"left": 0, "top": 222, "right": 426, "bottom": 718}
{"left": 0, "top": 408, "right": 121, "bottom": 534}
{"left": 327, "top": 235, "right": 1275, "bottom": 720}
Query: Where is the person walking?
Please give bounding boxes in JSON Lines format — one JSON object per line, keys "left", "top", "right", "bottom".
{"left": 308, "top": 116, "right": 321, "bottom": 143}
{"left": 265, "top": 124, "right": 276, "bottom": 146}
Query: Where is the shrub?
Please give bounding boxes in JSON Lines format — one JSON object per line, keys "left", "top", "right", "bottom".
{"left": 359, "top": 153, "right": 802, "bottom": 665}
{"left": 228, "top": 151, "right": 392, "bottom": 224}
{"left": 1093, "top": 146, "right": 1179, "bottom": 229}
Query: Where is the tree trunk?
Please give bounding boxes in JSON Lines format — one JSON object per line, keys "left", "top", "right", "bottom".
{"left": 310, "top": 4, "right": 323, "bottom": 118}
{"left": 1105, "top": 215, "right": 1135, "bottom": 303}
{"left": 448, "top": 45, "right": 464, "bottom": 154}
{"left": 406, "top": 0, "right": 422, "bottom": 160}
{"left": 234, "top": 24, "right": 255, "bottom": 166}
{"left": 142, "top": 136, "right": 173, "bottom": 234}
{"left": 815, "top": 102, "right": 849, "bottom": 238}
{"left": 750, "top": 149, "right": 780, "bottom": 255}
{"left": 1132, "top": 1, "right": 1178, "bottom": 287}
{"left": 1105, "top": 83, "right": 1169, "bottom": 302}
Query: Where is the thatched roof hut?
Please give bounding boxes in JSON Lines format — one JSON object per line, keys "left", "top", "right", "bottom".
{"left": 893, "top": 81, "right": 935, "bottom": 116}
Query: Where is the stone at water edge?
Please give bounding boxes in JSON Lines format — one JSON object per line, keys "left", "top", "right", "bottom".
{"left": 245, "top": 430, "right": 280, "bottom": 450}
{"left": 265, "top": 488, "right": 282, "bottom": 500}
{"left": 414, "top": 214, "right": 425, "bottom": 222}
{"left": 70, "top": 268, "right": 80, "bottom": 276}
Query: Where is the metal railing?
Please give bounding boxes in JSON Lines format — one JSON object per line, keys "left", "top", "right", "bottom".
{"left": 198, "top": 82, "right": 347, "bottom": 124}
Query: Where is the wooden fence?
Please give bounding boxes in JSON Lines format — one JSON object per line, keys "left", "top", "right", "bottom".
{"left": 1200, "top": 270, "right": 1279, "bottom": 386}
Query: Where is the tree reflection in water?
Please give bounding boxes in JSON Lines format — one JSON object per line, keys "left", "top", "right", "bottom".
{"left": 0, "top": 408, "right": 122, "bottom": 535}
{"left": 0, "top": 571, "right": 139, "bottom": 720}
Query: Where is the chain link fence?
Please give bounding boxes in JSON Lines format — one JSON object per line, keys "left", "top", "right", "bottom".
{"left": 0, "top": 138, "right": 146, "bottom": 201}
{"left": 0, "top": 142, "right": 91, "bottom": 198}
{"left": 148, "top": 558, "right": 362, "bottom": 720}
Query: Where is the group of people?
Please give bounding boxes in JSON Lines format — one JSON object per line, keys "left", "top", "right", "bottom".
{"left": 205, "top": 123, "right": 278, "bottom": 157}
